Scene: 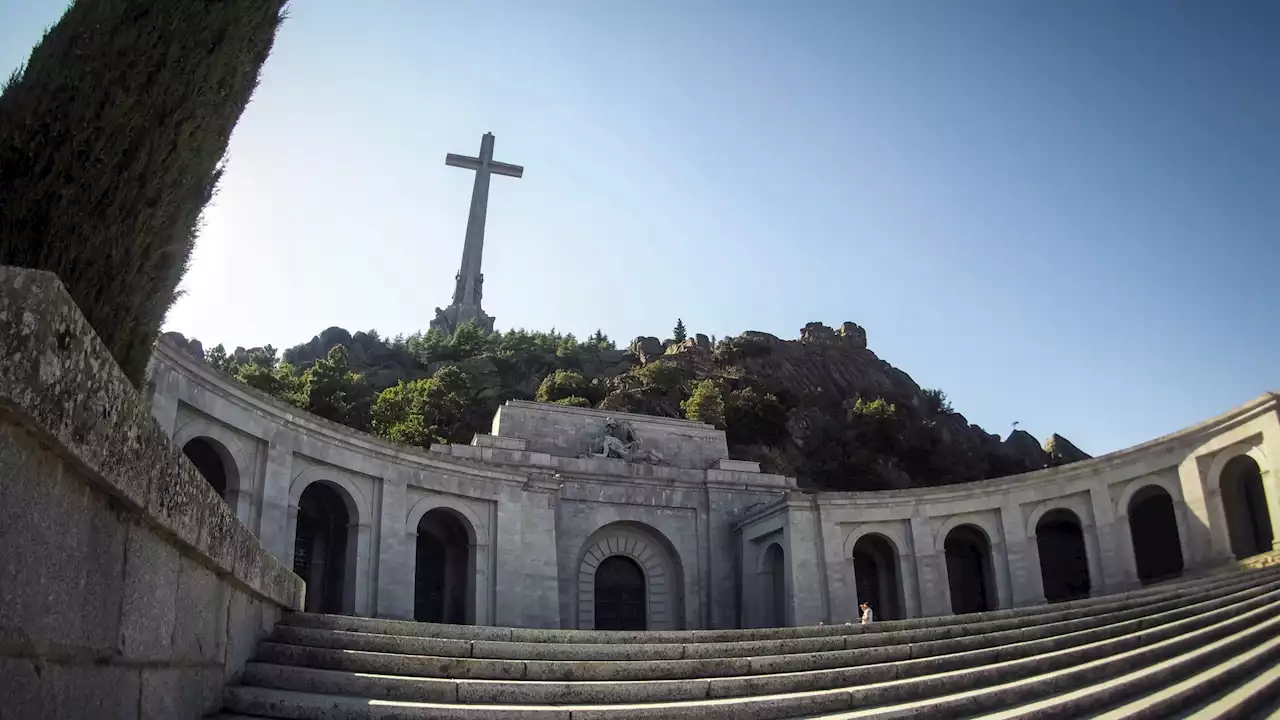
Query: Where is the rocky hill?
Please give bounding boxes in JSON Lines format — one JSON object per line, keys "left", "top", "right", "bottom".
{"left": 162, "top": 320, "right": 1088, "bottom": 490}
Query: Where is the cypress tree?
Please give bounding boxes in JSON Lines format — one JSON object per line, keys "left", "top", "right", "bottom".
{"left": 0, "top": 0, "right": 287, "bottom": 385}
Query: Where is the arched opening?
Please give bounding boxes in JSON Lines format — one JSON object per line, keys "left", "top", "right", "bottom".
{"left": 182, "top": 437, "right": 229, "bottom": 499}
{"left": 594, "top": 556, "right": 646, "bottom": 631}
{"left": 761, "top": 542, "right": 787, "bottom": 627}
{"left": 293, "top": 482, "right": 350, "bottom": 614}
{"left": 944, "top": 524, "right": 996, "bottom": 614}
{"left": 1221, "top": 455, "right": 1274, "bottom": 559}
{"left": 852, "top": 534, "right": 903, "bottom": 620}
{"left": 1036, "top": 509, "right": 1091, "bottom": 602}
{"left": 576, "top": 521, "right": 685, "bottom": 631}
{"left": 1128, "top": 485, "right": 1184, "bottom": 583}
{"left": 414, "top": 509, "right": 473, "bottom": 624}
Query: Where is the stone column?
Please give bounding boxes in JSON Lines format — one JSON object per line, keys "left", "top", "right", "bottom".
{"left": 819, "top": 515, "right": 856, "bottom": 624}
{"left": 785, "top": 504, "right": 826, "bottom": 626}
{"left": 472, "top": 542, "right": 492, "bottom": 625}
{"left": 258, "top": 439, "right": 295, "bottom": 564}
{"left": 740, "top": 535, "right": 762, "bottom": 628}
{"left": 494, "top": 486, "right": 559, "bottom": 628}
{"left": 898, "top": 548, "right": 922, "bottom": 619}
{"left": 375, "top": 473, "right": 412, "bottom": 620}
{"left": 149, "top": 387, "right": 179, "bottom": 438}
{"left": 1090, "top": 484, "right": 1137, "bottom": 593}
{"left": 343, "top": 522, "right": 369, "bottom": 615}
{"left": 1179, "top": 458, "right": 1233, "bottom": 568}
{"left": 1081, "top": 522, "right": 1105, "bottom": 597}
{"left": 990, "top": 538, "right": 1017, "bottom": 609}
{"left": 910, "top": 515, "right": 950, "bottom": 617}
{"left": 997, "top": 504, "right": 1034, "bottom": 608}
{"left": 1259, "top": 416, "right": 1280, "bottom": 550}
{"left": 225, "top": 489, "right": 254, "bottom": 529}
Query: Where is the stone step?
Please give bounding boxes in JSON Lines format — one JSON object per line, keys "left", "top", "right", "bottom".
{"left": 280, "top": 565, "right": 1280, "bottom": 645}
{"left": 252, "top": 574, "right": 1280, "bottom": 680}
{"left": 235, "top": 586, "right": 1280, "bottom": 707}
{"left": 262, "top": 570, "right": 1280, "bottom": 666}
{"left": 962, "top": 617, "right": 1280, "bottom": 719}
{"left": 222, "top": 597, "right": 1280, "bottom": 719}
{"left": 1174, "top": 654, "right": 1280, "bottom": 719}
{"left": 806, "top": 600, "right": 1280, "bottom": 720}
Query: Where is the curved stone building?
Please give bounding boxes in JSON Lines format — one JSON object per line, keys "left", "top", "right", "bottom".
{"left": 146, "top": 337, "right": 1280, "bottom": 630}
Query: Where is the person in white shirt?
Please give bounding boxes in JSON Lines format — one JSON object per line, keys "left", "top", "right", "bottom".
{"left": 859, "top": 602, "right": 873, "bottom": 624}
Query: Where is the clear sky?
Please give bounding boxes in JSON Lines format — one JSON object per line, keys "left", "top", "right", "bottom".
{"left": 3, "top": 1, "right": 1277, "bottom": 456}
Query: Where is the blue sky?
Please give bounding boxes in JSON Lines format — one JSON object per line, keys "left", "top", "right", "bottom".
{"left": 3, "top": 1, "right": 1277, "bottom": 456}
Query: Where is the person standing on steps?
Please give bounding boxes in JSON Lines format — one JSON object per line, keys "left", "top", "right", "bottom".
{"left": 860, "top": 602, "right": 874, "bottom": 624}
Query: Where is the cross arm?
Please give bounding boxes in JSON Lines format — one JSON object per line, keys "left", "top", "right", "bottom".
{"left": 489, "top": 161, "right": 524, "bottom": 178}
{"left": 445, "top": 153, "right": 482, "bottom": 171}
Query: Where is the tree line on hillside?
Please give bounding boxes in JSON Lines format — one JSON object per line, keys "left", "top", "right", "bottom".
{"left": 189, "top": 318, "right": 1031, "bottom": 491}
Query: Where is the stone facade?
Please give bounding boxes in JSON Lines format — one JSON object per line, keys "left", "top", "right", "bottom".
{"left": 144, "top": 332, "right": 1280, "bottom": 630}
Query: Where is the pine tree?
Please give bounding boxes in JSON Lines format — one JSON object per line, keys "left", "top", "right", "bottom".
{"left": 0, "top": 0, "right": 287, "bottom": 385}
{"left": 673, "top": 318, "right": 687, "bottom": 342}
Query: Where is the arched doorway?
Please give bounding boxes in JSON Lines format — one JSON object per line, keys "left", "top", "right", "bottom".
{"left": 293, "top": 482, "right": 350, "bottom": 614}
{"left": 1036, "top": 509, "right": 1091, "bottom": 602}
{"left": 576, "top": 522, "right": 685, "bottom": 630}
{"left": 594, "top": 556, "right": 646, "bottom": 631}
{"left": 1128, "top": 485, "right": 1184, "bottom": 583}
{"left": 1221, "top": 455, "right": 1274, "bottom": 559}
{"left": 762, "top": 542, "right": 787, "bottom": 627}
{"left": 414, "top": 509, "right": 472, "bottom": 624}
{"left": 182, "top": 437, "right": 229, "bottom": 499}
{"left": 852, "top": 534, "right": 903, "bottom": 620}
{"left": 945, "top": 524, "right": 996, "bottom": 614}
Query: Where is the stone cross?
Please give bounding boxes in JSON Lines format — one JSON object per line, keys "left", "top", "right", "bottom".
{"left": 445, "top": 132, "right": 523, "bottom": 310}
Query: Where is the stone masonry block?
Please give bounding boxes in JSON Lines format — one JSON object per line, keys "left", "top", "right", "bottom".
{"left": 141, "top": 667, "right": 223, "bottom": 720}
{"left": 173, "top": 555, "right": 229, "bottom": 664}
{"left": 118, "top": 521, "right": 180, "bottom": 661}
{"left": 224, "top": 590, "right": 278, "bottom": 683}
{"left": 0, "top": 423, "right": 127, "bottom": 655}
{"left": 0, "top": 658, "right": 141, "bottom": 720}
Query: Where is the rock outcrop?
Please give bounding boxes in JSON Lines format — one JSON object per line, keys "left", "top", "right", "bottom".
{"left": 1045, "top": 433, "right": 1092, "bottom": 466}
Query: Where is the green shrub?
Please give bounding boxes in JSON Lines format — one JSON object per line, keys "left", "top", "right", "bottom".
{"left": 636, "top": 362, "right": 685, "bottom": 393}
{"left": 725, "top": 387, "right": 789, "bottom": 446}
{"left": 681, "top": 380, "right": 725, "bottom": 427}
{"left": 553, "top": 396, "right": 591, "bottom": 408}
{"left": 536, "top": 369, "right": 590, "bottom": 403}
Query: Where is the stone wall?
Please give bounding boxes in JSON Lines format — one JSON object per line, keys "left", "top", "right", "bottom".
{"left": 0, "top": 267, "right": 303, "bottom": 720}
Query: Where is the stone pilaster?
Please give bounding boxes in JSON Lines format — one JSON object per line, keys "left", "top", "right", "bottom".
{"left": 257, "top": 438, "right": 295, "bottom": 564}
{"left": 375, "top": 472, "right": 411, "bottom": 619}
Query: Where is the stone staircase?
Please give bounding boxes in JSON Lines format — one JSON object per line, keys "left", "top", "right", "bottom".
{"left": 212, "top": 566, "right": 1280, "bottom": 719}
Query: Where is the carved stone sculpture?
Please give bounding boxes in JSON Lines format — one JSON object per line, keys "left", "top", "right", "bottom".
{"left": 581, "top": 417, "right": 666, "bottom": 465}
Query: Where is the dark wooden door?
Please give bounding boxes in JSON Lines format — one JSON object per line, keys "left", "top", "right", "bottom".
{"left": 415, "top": 533, "right": 446, "bottom": 622}
{"left": 594, "top": 556, "right": 646, "bottom": 630}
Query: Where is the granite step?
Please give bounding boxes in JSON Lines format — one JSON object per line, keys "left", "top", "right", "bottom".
{"left": 233, "top": 585, "right": 1280, "bottom": 708}
{"left": 260, "top": 569, "right": 1280, "bottom": 668}
{"left": 279, "top": 564, "right": 1280, "bottom": 646}
{"left": 251, "top": 573, "right": 1280, "bottom": 681}
{"left": 1174, "top": 656, "right": 1280, "bottom": 720}
{"left": 1086, "top": 632, "right": 1280, "bottom": 720}
{"left": 807, "top": 599, "right": 1280, "bottom": 720}
{"left": 221, "top": 594, "right": 1280, "bottom": 719}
